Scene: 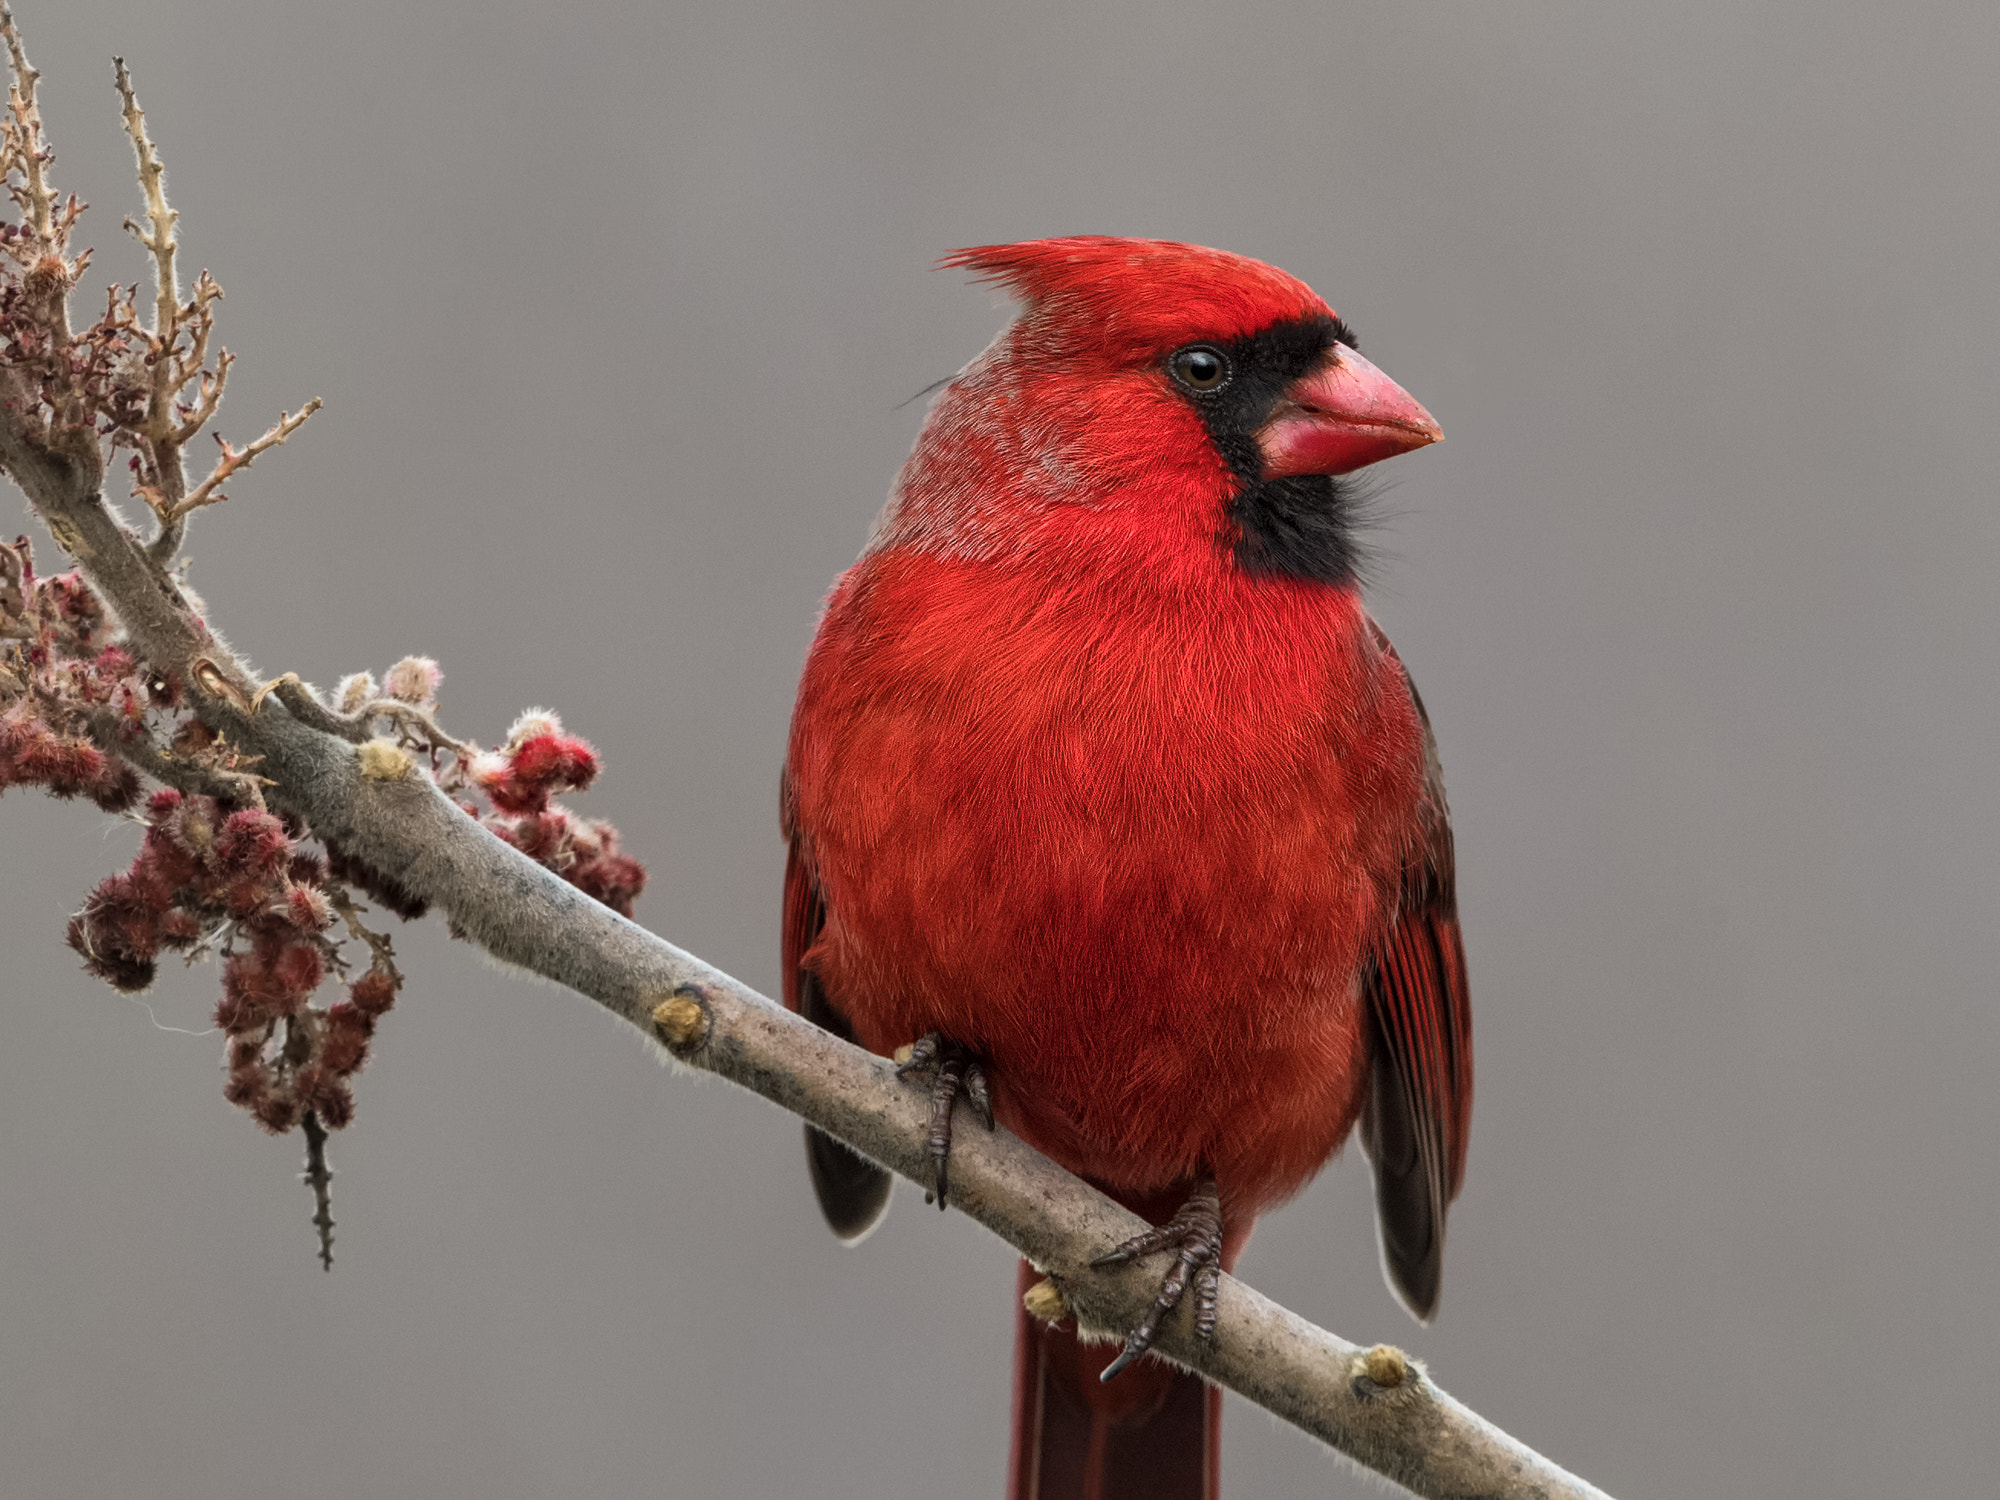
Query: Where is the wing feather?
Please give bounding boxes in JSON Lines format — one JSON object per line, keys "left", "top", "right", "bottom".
{"left": 1359, "top": 626, "right": 1473, "bottom": 1321}
{"left": 782, "top": 772, "right": 893, "bottom": 1242}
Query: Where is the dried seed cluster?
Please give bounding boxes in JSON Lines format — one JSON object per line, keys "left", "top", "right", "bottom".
{"left": 0, "top": 535, "right": 146, "bottom": 810}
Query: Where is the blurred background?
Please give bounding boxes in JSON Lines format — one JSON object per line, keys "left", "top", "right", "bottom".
{"left": 3, "top": 3, "right": 1994, "bottom": 1496}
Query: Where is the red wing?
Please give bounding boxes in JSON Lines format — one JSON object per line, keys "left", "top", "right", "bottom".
{"left": 778, "top": 774, "right": 821, "bottom": 1018}
{"left": 1359, "top": 625, "right": 1473, "bottom": 1322}
{"left": 782, "top": 769, "right": 893, "bottom": 1242}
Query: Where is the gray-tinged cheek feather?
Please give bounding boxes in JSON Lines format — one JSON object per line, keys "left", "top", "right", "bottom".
{"left": 863, "top": 333, "right": 1099, "bottom": 564}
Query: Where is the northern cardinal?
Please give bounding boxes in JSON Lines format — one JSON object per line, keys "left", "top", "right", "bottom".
{"left": 782, "top": 237, "right": 1471, "bottom": 1500}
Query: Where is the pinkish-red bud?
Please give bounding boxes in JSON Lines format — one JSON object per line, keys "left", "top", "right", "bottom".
{"left": 271, "top": 942, "right": 325, "bottom": 1003}
{"left": 348, "top": 969, "right": 398, "bottom": 1016}
{"left": 573, "top": 849, "right": 647, "bottom": 918}
{"left": 308, "top": 1076, "right": 355, "bottom": 1129}
{"left": 511, "top": 732, "right": 599, "bottom": 792}
{"left": 216, "top": 809, "right": 292, "bottom": 876}
{"left": 223, "top": 878, "right": 271, "bottom": 919}
{"left": 503, "top": 809, "right": 571, "bottom": 860}
{"left": 252, "top": 1089, "right": 301, "bottom": 1134}
{"left": 320, "top": 1021, "right": 370, "bottom": 1077}
{"left": 223, "top": 1067, "right": 267, "bottom": 1108}
{"left": 214, "top": 985, "right": 262, "bottom": 1036}
{"left": 285, "top": 886, "right": 334, "bottom": 933}
{"left": 87, "top": 758, "right": 141, "bottom": 812}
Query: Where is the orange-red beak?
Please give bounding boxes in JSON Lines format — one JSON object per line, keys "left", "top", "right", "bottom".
{"left": 1255, "top": 346, "right": 1441, "bottom": 478}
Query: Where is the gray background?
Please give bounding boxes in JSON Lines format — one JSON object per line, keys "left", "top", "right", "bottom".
{"left": 2, "top": 2, "right": 1993, "bottom": 1496}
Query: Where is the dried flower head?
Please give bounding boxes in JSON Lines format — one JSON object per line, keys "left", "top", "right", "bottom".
{"left": 336, "top": 672, "right": 377, "bottom": 714}
{"left": 384, "top": 655, "right": 442, "bottom": 708}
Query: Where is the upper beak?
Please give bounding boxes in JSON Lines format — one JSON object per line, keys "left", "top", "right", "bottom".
{"left": 1255, "top": 346, "right": 1441, "bottom": 478}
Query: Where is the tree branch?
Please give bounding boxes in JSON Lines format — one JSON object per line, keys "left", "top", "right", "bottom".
{"left": 0, "top": 12, "right": 1612, "bottom": 1497}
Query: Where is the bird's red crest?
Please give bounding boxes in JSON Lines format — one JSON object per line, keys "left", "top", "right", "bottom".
{"left": 941, "top": 236, "right": 1332, "bottom": 359}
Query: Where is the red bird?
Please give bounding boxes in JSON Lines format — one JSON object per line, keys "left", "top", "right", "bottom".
{"left": 782, "top": 238, "right": 1471, "bottom": 1500}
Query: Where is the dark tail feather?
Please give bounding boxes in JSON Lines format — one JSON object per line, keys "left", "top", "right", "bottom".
{"left": 1007, "top": 1260, "right": 1218, "bottom": 1500}
{"left": 781, "top": 827, "right": 894, "bottom": 1242}
{"left": 804, "top": 1123, "right": 892, "bottom": 1242}
{"left": 796, "top": 967, "right": 893, "bottom": 1242}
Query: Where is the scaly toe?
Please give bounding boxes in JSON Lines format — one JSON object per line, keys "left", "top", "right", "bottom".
{"left": 1093, "top": 1176, "right": 1226, "bottom": 1381}
{"left": 894, "top": 1032, "right": 991, "bottom": 1209}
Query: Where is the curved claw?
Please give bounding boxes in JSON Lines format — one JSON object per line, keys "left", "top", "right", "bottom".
{"left": 894, "top": 1032, "right": 994, "bottom": 1208}
{"left": 965, "top": 1065, "right": 994, "bottom": 1130}
{"left": 1092, "top": 1176, "right": 1225, "bottom": 1382}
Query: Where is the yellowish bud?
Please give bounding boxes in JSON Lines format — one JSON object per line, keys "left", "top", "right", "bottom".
{"left": 357, "top": 738, "right": 415, "bottom": 781}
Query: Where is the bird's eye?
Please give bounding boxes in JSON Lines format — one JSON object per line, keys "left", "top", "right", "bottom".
{"left": 1169, "top": 346, "right": 1230, "bottom": 392}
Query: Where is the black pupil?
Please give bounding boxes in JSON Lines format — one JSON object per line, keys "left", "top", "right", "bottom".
{"left": 1178, "top": 349, "right": 1223, "bottom": 388}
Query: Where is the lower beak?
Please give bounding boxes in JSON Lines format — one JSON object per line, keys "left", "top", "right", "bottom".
{"left": 1255, "top": 347, "right": 1441, "bottom": 478}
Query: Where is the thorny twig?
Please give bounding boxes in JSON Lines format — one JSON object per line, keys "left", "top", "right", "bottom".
{"left": 0, "top": 6, "right": 61, "bottom": 253}
{"left": 300, "top": 1108, "right": 335, "bottom": 1271}
{"left": 0, "top": 14, "right": 312, "bottom": 610}
{"left": 328, "top": 885, "right": 399, "bottom": 979}
{"left": 164, "top": 398, "right": 322, "bottom": 522}
{"left": 111, "top": 58, "right": 174, "bottom": 353}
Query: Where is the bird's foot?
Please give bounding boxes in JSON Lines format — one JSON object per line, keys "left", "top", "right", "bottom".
{"left": 894, "top": 1032, "right": 993, "bottom": 1208}
{"left": 1090, "top": 1175, "right": 1224, "bottom": 1381}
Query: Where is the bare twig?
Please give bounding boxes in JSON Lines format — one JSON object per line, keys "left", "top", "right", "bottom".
{"left": 112, "top": 56, "right": 176, "bottom": 351}
{"left": 104, "top": 56, "right": 314, "bottom": 560}
{"left": 0, "top": 6, "right": 55, "bottom": 246}
{"left": 168, "top": 322, "right": 226, "bottom": 443}
{"left": 166, "top": 398, "right": 322, "bottom": 521}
